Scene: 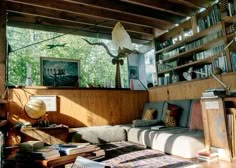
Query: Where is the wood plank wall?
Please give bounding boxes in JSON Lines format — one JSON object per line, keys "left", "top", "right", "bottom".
{"left": 0, "top": 0, "right": 6, "bottom": 94}
{"left": 7, "top": 88, "right": 148, "bottom": 128}
{"left": 149, "top": 72, "right": 236, "bottom": 101}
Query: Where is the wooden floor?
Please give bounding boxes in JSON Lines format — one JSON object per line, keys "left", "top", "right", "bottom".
{"left": 193, "top": 159, "right": 236, "bottom": 168}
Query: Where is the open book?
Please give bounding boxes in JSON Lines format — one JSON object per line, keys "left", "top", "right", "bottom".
{"left": 151, "top": 125, "right": 165, "bottom": 130}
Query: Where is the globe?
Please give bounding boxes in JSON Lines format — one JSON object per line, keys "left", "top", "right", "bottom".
{"left": 24, "top": 99, "right": 46, "bottom": 119}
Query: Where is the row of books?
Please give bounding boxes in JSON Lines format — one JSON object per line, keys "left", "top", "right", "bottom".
{"left": 155, "top": 38, "right": 173, "bottom": 51}
{"left": 160, "top": 30, "right": 222, "bottom": 60}
{"left": 231, "top": 52, "right": 236, "bottom": 72}
{"left": 193, "top": 45, "right": 224, "bottom": 61}
{"left": 198, "top": 4, "right": 220, "bottom": 31}
{"left": 221, "top": 0, "right": 236, "bottom": 17}
{"left": 157, "top": 60, "right": 177, "bottom": 72}
{"left": 185, "top": 31, "right": 222, "bottom": 52}
{"left": 213, "top": 55, "right": 228, "bottom": 72}
{"left": 194, "top": 65, "right": 212, "bottom": 79}
{"left": 225, "top": 23, "right": 236, "bottom": 35}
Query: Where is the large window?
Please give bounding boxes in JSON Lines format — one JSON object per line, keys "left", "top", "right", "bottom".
{"left": 7, "top": 27, "right": 130, "bottom": 88}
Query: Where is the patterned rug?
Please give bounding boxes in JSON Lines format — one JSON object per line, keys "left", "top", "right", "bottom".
{"left": 98, "top": 141, "right": 199, "bottom": 168}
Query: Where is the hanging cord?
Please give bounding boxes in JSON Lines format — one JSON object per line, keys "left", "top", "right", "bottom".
{"left": 10, "top": 20, "right": 112, "bottom": 53}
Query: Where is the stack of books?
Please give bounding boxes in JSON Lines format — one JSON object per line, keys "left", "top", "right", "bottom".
{"left": 151, "top": 125, "right": 165, "bottom": 130}
{"left": 56, "top": 143, "right": 99, "bottom": 155}
{"left": 202, "top": 88, "right": 226, "bottom": 98}
{"left": 16, "top": 146, "right": 61, "bottom": 160}
{"left": 31, "top": 146, "right": 60, "bottom": 159}
{"left": 197, "top": 150, "right": 218, "bottom": 161}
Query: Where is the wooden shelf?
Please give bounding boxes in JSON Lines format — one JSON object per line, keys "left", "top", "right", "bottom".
{"left": 155, "top": 22, "right": 222, "bottom": 54}
{"left": 157, "top": 53, "right": 221, "bottom": 75}
{"left": 223, "top": 15, "right": 236, "bottom": 23}
{"left": 161, "top": 37, "right": 224, "bottom": 63}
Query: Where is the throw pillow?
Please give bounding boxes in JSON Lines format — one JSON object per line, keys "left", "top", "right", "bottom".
{"left": 164, "top": 103, "right": 182, "bottom": 127}
{"left": 189, "top": 101, "right": 203, "bottom": 130}
{"left": 132, "top": 119, "right": 162, "bottom": 127}
{"left": 142, "top": 108, "right": 157, "bottom": 120}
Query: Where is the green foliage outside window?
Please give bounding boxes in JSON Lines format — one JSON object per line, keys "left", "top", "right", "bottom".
{"left": 7, "top": 27, "right": 130, "bottom": 88}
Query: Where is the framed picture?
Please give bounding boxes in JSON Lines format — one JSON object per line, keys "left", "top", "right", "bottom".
{"left": 128, "top": 66, "right": 139, "bottom": 79}
{"left": 40, "top": 57, "right": 80, "bottom": 87}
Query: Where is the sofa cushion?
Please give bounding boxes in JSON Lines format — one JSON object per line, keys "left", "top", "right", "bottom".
{"left": 150, "top": 129, "right": 205, "bottom": 158}
{"left": 71, "top": 126, "right": 127, "bottom": 144}
{"left": 132, "top": 119, "right": 162, "bottom": 127}
{"left": 161, "top": 100, "right": 191, "bottom": 127}
{"left": 143, "top": 101, "right": 165, "bottom": 120}
{"left": 127, "top": 127, "right": 183, "bottom": 147}
{"left": 189, "top": 100, "right": 203, "bottom": 130}
{"left": 164, "top": 103, "right": 182, "bottom": 127}
{"left": 142, "top": 108, "right": 157, "bottom": 120}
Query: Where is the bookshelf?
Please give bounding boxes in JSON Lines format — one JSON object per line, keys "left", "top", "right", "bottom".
{"left": 155, "top": 3, "right": 235, "bottom": 86}
{"left": 200, "top": 97, "right": 236, "bottom": 161}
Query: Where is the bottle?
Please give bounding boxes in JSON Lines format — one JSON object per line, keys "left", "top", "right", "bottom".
{"left": 25, "top": 63, "right": 32, "bottom": 86}
{"left": 44, "top": 113, "right": 49, "bottom": 127}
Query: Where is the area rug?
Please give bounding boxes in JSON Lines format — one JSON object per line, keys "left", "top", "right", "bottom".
{"left": 98, "top": 141, "right": 199, "bottom": 168}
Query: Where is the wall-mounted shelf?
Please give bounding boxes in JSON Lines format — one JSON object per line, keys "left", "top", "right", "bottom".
{"left": 160, "top": 38, "right": 224, "bottom": 63}
{"left": 157, "top": 53, "right": 221, "bottom": 75}
{"left": 155, "top": 22, "right": 222, "bottom": 54}
{"left": 155, "top": 2, "right": 235, "bottom": 86}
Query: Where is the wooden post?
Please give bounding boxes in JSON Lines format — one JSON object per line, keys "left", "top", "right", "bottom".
{"left": 191, "top": 15, "right": 198, "bottom": 35}
{"left": 201, "top": 97, "right": 232, "bottom": 161}
{"left": 0, "top": 0, "right": 6, "bottom": 95}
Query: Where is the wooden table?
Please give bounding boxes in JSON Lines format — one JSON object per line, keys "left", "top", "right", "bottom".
{"left": 36, "top": 151, "right": 104, "bottom": 168}
{"left": 15, "top": 145, "right": 105, "bottom": 168}
{"left": 20, "top": 126, "right": 69, "bottom": 145}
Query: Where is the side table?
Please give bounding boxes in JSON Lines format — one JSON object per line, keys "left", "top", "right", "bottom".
{"left": 20, "top": 125, "right": 69, "bottom": 145}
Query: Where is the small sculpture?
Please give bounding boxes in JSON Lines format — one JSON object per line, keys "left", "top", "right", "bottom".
{"left": 83, "top": 39, "right": 139, "bottom": 88}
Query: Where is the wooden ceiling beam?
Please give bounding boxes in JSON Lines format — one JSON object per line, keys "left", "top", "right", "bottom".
{"left": 7, "top": 13, "right": 154, "bottom": 40}
{"left": 7, "top": 0, "right": 173, "bottom": 30}
{"left": 169, "top": 0, "right": 214, "bottom": 9}
{"left": 7, "top": 2, "right": 154, "bottom": 36}
{"left": 65, "top": 0, "right": 185, "bottom": 23}
{"left": 8, "top": 19, "right": 153, "bottom": 44}
{"left": 120, "top": 0, "right": 196, "bottom": 17}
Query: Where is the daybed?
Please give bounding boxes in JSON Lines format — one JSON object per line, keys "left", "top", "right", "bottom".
{"left": 70, "top": 99, "right": 205, "bottom": 159}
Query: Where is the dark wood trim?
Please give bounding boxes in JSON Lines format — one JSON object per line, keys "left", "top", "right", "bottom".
{"left": 7, "top": 0, "right": 172, "bottom": 29}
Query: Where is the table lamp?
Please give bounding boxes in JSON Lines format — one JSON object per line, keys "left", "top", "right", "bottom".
{"left": 183, "top": 67, "right": 231, "bottom": 95}
{"left": 182, "top": 35, "right": 236, "bottom": 96}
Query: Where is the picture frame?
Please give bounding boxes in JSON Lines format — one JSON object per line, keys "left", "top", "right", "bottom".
{"left": 40, "top": 57, "right": 80, "bottom": 87}
{"left": 128, "top": 66, "right": 139, "bottom": 80}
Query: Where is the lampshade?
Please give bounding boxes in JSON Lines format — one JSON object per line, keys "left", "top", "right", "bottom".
{"left": 112, "top": 22, "right": 134, "bottom": 50}
{"left": 24, "top": 99, "right": 46, "bottom": 120}
{"left": 183, "top": 72, "right": 192, "bottom": 81}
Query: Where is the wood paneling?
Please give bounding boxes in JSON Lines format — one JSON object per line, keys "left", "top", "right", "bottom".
{"left": 149, "top": 72, "right": 236, "bottom": 101}
{"left": 7, "top": 88, "right": 148, "bottom": 128}
{"left": 0, "top": 0, "right": 6, "bottom": 94}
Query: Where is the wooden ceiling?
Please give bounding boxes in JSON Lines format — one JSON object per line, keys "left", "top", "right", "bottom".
{"left": 5, "top": 0, "right": 216, "bottom": 44}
